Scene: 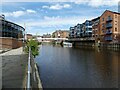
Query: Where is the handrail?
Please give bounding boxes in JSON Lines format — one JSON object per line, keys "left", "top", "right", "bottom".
{"left": 27, "top": 46, "right": 31, "bottom": 90}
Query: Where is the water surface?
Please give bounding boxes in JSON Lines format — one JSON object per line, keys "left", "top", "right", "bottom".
{"left": 35, "top": 45, "right": 119, "bottom": 88}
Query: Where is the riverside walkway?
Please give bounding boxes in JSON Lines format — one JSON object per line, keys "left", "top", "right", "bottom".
{"left": 1, "top": 47, "right": 28, "bottom": 89}
{"left": 0, "top": 47, "right": 42, "bottom": 89}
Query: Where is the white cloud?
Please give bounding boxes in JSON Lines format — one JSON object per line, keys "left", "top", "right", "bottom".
{"left": 63, "top": 4, "right": 71, "bottom": 8}
{"left": 18, "top": 16, "right": 94, "bottom": 28}
{"left": 42, "top": 6, "right": 49, "bottom": 9}
{"left": 26, "top": 9, "right": 36, "bottom": 13}
{"left": 14, "top": 15, "right": 95, "bottom": 35}
{"left": 4, "top": 11, "right": 26, "bottom": 17}
{"left": 3, "top": 9, "right": 37, "bottom": 17}
{"left": 42, "top": 4, "right": 71, "bottom": 10}
{"left": 74, "top": 0, "right": 119, "bottom": 7}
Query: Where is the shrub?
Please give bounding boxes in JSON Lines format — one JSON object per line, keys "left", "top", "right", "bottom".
{"left": 25, "top": 39, "right": 39, "bottom": 58}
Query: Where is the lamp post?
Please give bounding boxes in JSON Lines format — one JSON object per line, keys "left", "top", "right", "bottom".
{"left": 23, "top": 23, "right": 26, "bottom": 51}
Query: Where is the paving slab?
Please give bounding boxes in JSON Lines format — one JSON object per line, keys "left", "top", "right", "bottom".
{"left": 0, "top": 47, "right": 28, "bottom": 89}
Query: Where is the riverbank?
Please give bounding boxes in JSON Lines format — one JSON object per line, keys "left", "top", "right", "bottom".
{"left": 0, "top": 47, "right": 42, "bottom": 89}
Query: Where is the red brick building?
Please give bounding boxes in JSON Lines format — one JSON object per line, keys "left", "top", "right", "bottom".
{"left": 99, "top": 10, "right": 120, "bottom": 43}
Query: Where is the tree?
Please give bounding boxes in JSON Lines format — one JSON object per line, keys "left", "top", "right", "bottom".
{"left": 25, "top": 39, "right": 39, "bottom": 58}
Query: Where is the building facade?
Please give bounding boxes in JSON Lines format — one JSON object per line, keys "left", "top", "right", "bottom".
{"left": 84, "top": 20, "right": 92, "bottom": 37}
{"left": 99, "top": 10, "right": 120, "bottom": 43}
{"left": 42, "top": 33, "right": 51, "bottom": 38}
{"left": 69, "top": 21, "right": 92, "bottom": 38}
{"left": 0, "top": 15, "right": 25, "bottom": 49}
{"left": 27, "top": 34, "right": 33, "bottom": 40}
{"left": 92, "top": 17, "right": 100, "bottom": 42}
{"left": 69, "top": 27, "right": 75, "bottom": 38}
{"left": 68, "top": 10, "right": 120, "bottom": 44}
{"left": 52, "top": 30, "right": 69, "bottom": 38}
{"left": 76, "top": 24, "right": 83, "bottom": 38}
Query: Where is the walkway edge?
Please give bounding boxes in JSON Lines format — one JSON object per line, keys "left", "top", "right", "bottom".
{"left": 34, "top": 62, "right": 43, "bottom": 90}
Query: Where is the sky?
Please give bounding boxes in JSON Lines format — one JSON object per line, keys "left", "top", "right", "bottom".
{"left": 1, "top": 0, "right": 120, "bottom": 35}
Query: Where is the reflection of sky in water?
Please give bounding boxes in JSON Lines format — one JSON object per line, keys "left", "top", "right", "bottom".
{"left": 35, "top": 45, "right": 119, "bottom": 88}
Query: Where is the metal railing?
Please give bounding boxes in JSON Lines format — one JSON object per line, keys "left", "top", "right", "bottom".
{"left": 26, "top": 46, "right": 42, "bottom": 89}
{"left": 27, "top": 46, "right": 31, "bottom": 90}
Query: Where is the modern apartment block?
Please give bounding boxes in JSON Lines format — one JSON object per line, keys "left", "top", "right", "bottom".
{"left": 69, "top": 27, "right": 75, "bottom": 38}
{"left": 99, "top": 10, "right": 120, "bottom": 43}
{"left": 92, "top": 17, "right": 100, "bottom": 42}
{"left": 76, "top": 24, "right": 83, "bottom": 38}
{"left": 69, "top": 20, "right": 92, "bottom": 38}
{"left": 0, "top": 15, "right": 25, "bottom": 49}
{"left": 69, "top": 10, "right": 120, "bottom": 44}
{"left": 84, "top": 20, "right": 92, "bottom": 37}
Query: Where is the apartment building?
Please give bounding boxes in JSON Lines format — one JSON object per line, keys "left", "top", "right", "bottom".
{"left": 92, "top": 17, "right": 100, "bottom": 42}
{"left": 68, "top": 10, "right": 120, "bottom": 44}
{"left": 69, "top": 20, "right": 92, "bottom": 38}
{"left": 99, "top": 10, "right": 120, "bottom": 43}
{"left": 84, "top": 20, "right": 92, "bottom": 37}
{"left": 69, "top": 27, "right": 75, "bottom": 38}
{"left": 0, "top": 15, "right": 24, "bottom": 49}
{"left": 69, "top": 23, "right": 86, "bottom": 38}
{"left": 76, "top": 24, "right": 83, "bottom": 38}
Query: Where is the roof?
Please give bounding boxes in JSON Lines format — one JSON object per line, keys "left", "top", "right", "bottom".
{"left": 91, "top": 17, "right": 100, "bottom": 21}
{"left": 1, "top": 19, "right": 25, "bottom": 30}
{"left": 100, "top": 10, "right": 120, "bottom": 17}
{"left": 27, "top": 34, "right": 33, "bottom": 36}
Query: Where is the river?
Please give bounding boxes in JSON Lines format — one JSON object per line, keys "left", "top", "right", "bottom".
{"left": 35, "top": 44, "right": 119, "bottom": 88}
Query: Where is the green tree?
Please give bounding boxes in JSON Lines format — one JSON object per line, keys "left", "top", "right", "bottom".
{"left": 25, "top": 39, "right": 39, "bottom": 58}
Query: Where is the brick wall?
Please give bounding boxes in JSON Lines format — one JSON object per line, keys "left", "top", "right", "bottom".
{"left": 0, "top": 37, "right": 23, "bottom": 49}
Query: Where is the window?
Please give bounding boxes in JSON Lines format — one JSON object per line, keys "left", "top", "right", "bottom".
{"left": 108, "top": 16, "right": 111, "bottom": 18}
{"left": 115, "top": 15, "right": 117, "bottom": 18}
{"left": 102, "top": 18, "right": 104, "bottom": 21}
{"left": 102, "top": 30, "right": 104, "bottom": 33}
{"left": 102, "top": 23, "right": 104, "bottom": 28}
{"left": 115, "top": 28, "right": 117, "bottom": 32}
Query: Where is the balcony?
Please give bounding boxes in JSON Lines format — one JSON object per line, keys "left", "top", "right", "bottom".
{"left": 106, "top": 23, "right": 112, "bottom": 29}
{"left": 106, "top": 17, "right": 112, "bottom": 22}
{"left": 105, "top": 36, "right": 112, "bottom": 41}
{"left": 106, "top": 30, "right": 112, "bottom": 35}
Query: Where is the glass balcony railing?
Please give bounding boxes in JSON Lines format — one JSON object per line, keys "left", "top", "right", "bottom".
{"left": 105, "top": 36, "right": 112, "bottom": 41}
{"left": 106, "top": 23, "right": 112, "bottom": 28}
{"left": 106, "top": 17, "right": 112, "bottom": 22}
{"left": 106, "top": 30, "right": 112, "bottom": 35}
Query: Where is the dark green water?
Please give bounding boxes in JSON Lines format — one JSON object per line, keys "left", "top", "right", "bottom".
{"left": 35, "top": 44, "right": 119, "bottom": 88}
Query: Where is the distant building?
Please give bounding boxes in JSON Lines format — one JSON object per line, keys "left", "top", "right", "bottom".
{"left": 52, "top": 30, "right": 69, "bottom": 38}
{"left": 26, "top": 34, "right": 33, "bottom": 40}
{"left": 42, "top": 33, "right": 51, "bottom": 38}
{"left": 0, "top": 15, "right": 24, "bottom": 49}
{"left": 99, "top": 10, "right": 120, "bottom": 43}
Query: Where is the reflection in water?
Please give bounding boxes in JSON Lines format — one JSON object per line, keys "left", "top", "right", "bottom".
{"left": 35, "top": 45, "right": 119, "bottom": 88}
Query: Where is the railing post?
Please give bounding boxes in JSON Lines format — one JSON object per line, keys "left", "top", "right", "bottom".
{"left": 27, "top": 46, "right": 31, "bottom": 90}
